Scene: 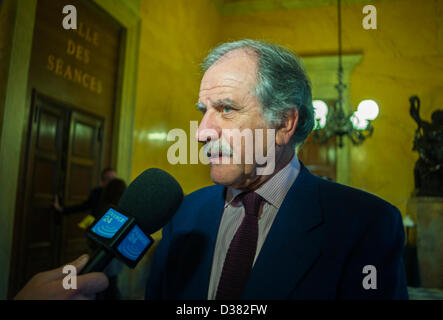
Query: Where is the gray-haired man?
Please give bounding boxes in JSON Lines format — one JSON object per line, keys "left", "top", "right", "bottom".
{"left": 15, "top": 39, "right": 408, "bottom": 300}
{"left": 145, "top": 39, "right": 408, "bottom": 300}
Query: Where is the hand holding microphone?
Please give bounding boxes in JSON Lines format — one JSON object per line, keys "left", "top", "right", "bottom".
{"left": 14, "top": 254, "right": 108, "bottom": 300}
{"left": 15, "top": 168, "right": 183, "bottom": 300}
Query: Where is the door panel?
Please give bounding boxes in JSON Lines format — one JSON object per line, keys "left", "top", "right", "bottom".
{"left": 12, "top": 92, "right": 105, "bottom": 291}
{"left": 68, "top": 164, "right": 95, "bottom": 201}
{"left": 21, "top": 96, "right": 66, "bottom": 285}
{"left": 61, "top": 111, "right": 103, "bottom": 264}
{"left": 72, "top": 121, "right": 96, "bottom": 158}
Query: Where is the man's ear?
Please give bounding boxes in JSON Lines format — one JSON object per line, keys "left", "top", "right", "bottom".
{"left": 275, "top": 108, "right": 298, "bottom": 146}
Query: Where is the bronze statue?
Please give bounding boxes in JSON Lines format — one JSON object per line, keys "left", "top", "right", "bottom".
{"left": 410, "top": 96, "right": 443, "bottom": 196}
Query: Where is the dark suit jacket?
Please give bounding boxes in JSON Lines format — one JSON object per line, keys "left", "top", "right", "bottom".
{"left": 145, "top": 164, "right": 408, "bottom": 300}
{"left": 63, "top": 186, "right": 103, "bottom": 218}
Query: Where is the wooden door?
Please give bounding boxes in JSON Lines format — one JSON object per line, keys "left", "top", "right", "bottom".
{"left": 61, "top": 111, "right": 103, "bottom": 264}
{"left": 298, "top": 100, "right": 338, "bottom": 181}
{"left": 18, "top": 94, "right": 67, "bottom": 286}
{"left": 11, "top": 92, "right": 104, "bottom": 293}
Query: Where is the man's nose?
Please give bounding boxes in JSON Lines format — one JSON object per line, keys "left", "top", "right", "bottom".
{"left": 196, "top": 111, "right": 220, "bottom": 143}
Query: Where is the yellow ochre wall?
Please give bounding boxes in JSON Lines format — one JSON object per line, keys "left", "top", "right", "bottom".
{"left": 217, "top": 0, "right": 443, "bottom": 215}
{"left": 132, "top": 0, "right": 221, "bottom": 199}
{"left": 133, "top": 0, "right": 443, "bottom": 216}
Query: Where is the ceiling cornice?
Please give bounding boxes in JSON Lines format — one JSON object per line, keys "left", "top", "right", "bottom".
{"left": 218, "top": 0, "right": 404, "bottom": 16}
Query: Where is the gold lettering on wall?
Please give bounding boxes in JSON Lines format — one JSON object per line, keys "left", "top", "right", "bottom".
{"left": 44, "top": 21, "right": 104, "bottom": 95}
{"left": 72, "top": 22, "right": 99, "bottom": 47}
{"left": 66, "top": 39, "right": 91, "bottom": 64}
{"left": 47, "top": 55, "right": 103, "bottom": 94}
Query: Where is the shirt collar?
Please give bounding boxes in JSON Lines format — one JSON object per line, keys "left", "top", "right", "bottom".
{"left": 224, "top": 154, "right": 301, "bottom": 209}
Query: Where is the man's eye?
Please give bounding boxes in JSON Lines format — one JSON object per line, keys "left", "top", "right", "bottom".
{"left": 222, "top": 106, "right": 233, "bottom": 114}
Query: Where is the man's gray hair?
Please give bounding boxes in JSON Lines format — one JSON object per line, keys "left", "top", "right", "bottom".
{"left": 202, "top": 39, "right": 314, "bottom": 146}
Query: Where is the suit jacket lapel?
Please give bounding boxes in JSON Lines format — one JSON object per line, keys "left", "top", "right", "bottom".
{"left": 242, "top": 165, "right": 324, "bottom": 299}
{"left": 180, "top": 185, "right": 226, "bottom": 299}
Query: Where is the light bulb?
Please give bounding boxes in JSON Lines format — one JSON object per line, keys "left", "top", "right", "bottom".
{"left": 357, "top": 100, "right": 379, "bottom": 120}
{"left": 148, "top": 132, "right": 167, "bottom": 141}
{"left": 313, "top": 100, "right": 328, "bottom": 119}
{"left": 351, "top": 112, "right": 369, "bottom": 130}
{"left": 312, "top": 100, "right": 328, "bottom": 130}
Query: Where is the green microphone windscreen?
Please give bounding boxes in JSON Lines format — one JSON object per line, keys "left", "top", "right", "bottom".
{"left": 118, "top": 168, "right": 183, "bottom": 235}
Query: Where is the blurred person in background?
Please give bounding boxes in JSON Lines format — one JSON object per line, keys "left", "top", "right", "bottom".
{"left": 53, "top": 168, "right": 117, "bottom": 217}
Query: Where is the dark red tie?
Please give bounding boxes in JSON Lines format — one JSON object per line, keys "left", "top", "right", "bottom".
{"left": 215, "top": 191, "right": 263, "bottom": 300}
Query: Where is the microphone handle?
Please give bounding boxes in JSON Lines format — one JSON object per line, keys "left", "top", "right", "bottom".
{"left": 79, "top": 248, "right": 114, "bottom": 275}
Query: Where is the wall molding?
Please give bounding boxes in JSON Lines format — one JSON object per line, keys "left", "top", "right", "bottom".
{"left": 0, "top": 0, "right": 140, "bottom": 299}
{"left": 302, "top": 53, "right": 362, "bottom": 185}
{"left": 219, "top": 0, "right": 401, "bottom": 16}
{"left": 0, "top": 0, "right": 37, "bottom": 299}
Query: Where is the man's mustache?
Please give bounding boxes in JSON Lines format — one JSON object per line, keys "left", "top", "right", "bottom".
{"left": 203, "top": 139, "right": 233, "bottom": 158}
